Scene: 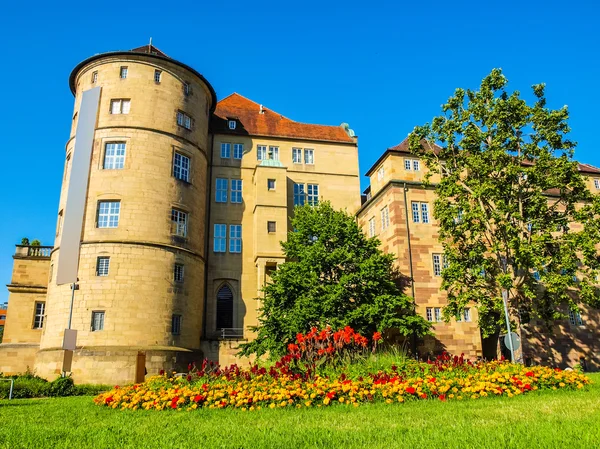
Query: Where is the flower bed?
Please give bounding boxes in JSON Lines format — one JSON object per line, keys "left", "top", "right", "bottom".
{"left": 95, "top": 355, "right": 590, "bottom": 411}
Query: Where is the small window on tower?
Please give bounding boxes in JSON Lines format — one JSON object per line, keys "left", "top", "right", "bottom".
{"left": 120, "top": 67, "right": 128, "bottom": 79}
{"left": 91, "top": 71, "right": 98, "bottom": 83}
{"left": 267, "top": 221, "right": 276, "bottom": 233}
{"left": 267, "top": 179, "right": 276, "bottom": 190}
{"left": 228, "top": 120, "right": 236, "bottom": 130}
{"left": 154, "top": 70, "right": 162, "bottom": 83}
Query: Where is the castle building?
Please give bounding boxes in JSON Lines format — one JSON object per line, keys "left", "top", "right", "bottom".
{"left": 1, "top": 45, "right": 598, "bottom": 383}
{"left": 357, "top": 140, "right": 600, "bottom": 369}
{"left": 0, "top": 45, "right": 359, "bottom": 384}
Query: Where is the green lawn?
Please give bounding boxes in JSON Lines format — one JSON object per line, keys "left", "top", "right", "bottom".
{"left": 1, "top": 373, "right": 598, "bottom": 449}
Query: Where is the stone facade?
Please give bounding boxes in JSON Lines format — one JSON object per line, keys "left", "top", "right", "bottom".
{"left": 2, "top": 44, "right": 599, "bottom": 383}
{"left": 357, "top": 141, "right": 600, "bottom": 369}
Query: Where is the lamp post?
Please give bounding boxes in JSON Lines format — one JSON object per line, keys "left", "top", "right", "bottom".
{"left": 502, "top": 289, "right": 515, "bottom": 363}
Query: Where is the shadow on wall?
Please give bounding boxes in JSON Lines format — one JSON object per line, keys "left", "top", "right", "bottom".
{"left": 521, "top": 321, "right": 599, "bottom": 372}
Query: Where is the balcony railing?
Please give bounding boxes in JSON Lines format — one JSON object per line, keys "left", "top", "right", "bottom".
{"left": 218, "top": 328, "right": 244, "bottom": 340}
{"left": 15, "top": 245, "right": 53, "bottom": 258}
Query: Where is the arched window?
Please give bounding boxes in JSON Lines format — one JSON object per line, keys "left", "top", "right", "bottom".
{"left": 216, "top": 284, "right": 234, "bottom": 329}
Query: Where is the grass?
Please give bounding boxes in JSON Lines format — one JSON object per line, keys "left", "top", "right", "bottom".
{"left": 0, "top": 373, "right": 598, "bottom": 449}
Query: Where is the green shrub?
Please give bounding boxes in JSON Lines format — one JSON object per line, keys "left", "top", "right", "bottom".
{"left": 47, "top": 376, "right": 75, "bottom": 397}
{"left": 0, "top": 376, "right": 49, "bottom": 399}
{"left": 0, "top": 372, "right": 110, "bottom": 399}
{"left": 74, "top": 384, "right": 112, "bottom": 396}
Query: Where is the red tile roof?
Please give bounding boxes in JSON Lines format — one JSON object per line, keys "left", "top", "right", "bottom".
{"left": 211, "top": 93, "right": 355, "bottom": 144}
{"left": 130, "top": 44, "right": 169, "bottom": 58}
{"left": 366, "top": 137, "right": 600, "bottom": 177}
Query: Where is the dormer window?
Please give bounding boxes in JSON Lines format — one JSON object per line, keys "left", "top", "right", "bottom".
{"left": 228, "top": 120, "right": 236, "bottom": 130}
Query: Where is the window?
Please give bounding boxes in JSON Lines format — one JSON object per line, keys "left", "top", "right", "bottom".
{"left": 421, "top": 203, "right": 430, "bottom": 223}
{"left": 183, "top": 83, "right": 190, "bottom": 96}
{"left": 64, "top": 154, "right": 71, "bottom": 181}
{"left": 267, "top": 221, "right": 276, "bottom": 233}
{"left": 216, "top": 285, "right": 234, "bottom": 329}
{"left": 97, "top": 201, "right": 120, "bottom": 228}
{"left": 594, "top": 179, "right": 600, "bottom": 189}
{"left": 110, "top": 99, "right": 130, "bottom": 114}
{"left": 171, "top": 314, "right": 182, "bottom": 335}
{"left": 304, "top": 149, "right": 314, "bottom": 164}
{"left": 292, "top": 148, "right": 302, "bottom": 163}
{"left": 267, "top": 179, "right": 276, "bottom": 190}
{"left": 426, "top": 308, "right": 433, "bottom": 322}
{"left": 120, "top": 67, "right": 128, "bottom": 79}
{"left": 174, "top": 264, "right": 184, "bottom": 283}
{"left": 171, "top": 209, "right": 188, "bottom": 237}
{"left": 231, "top": 179, "right": 242, "bottom": 203}
{"left": 91, "top": 311, "right": 104, "bottom": 331}
{"left": 221, "top": 143, "right": 231, "bottom": 158}
{"left": 380, "top": 206, "right": 390, "bottom": 230}
{"left": 96, "top": 257, "right": 110, "bottom": 276}
{"left": 257, "top": 145, "right": 267, "bottom": 161}
{"left": 154, "top": 69, "right": 161, "bottom": 83}
{"left": 377, "top": 166, "right": 384, "bottom": 180}
{"left": 214, "top": 224, "right": 227, "bottom": 252}
{"left": 433, "top": 254, "right": 442, "bottom": 276}
{"left": 463, "top": 308, "right": 471, "bottom": 322}
{"left": 228, "top": 120, "right": 236, "bottom": 130}
{"left": 405, "top": 159, "right": 420, "bottom": 171}
{"left": 369, "top": 217, "right": 376, "bottom": 237}
{"left": 412, "top": 202, "right": 420, "bottom": 223}
{"left": 91, "top": 71, "right": 98, "bottom": 83}
{"left": 177, "top": 111, "right": 192, "bottom": 130}
{"left": 307, "top": 184, "right": 319, "bottom": 206}
{"left": 56, "top": 210, "right": 63, "bottom": 236}
{"left": 233, "top": 143, "right": 244, "bottom": 159}
{"left": 33, "top": 302, "right": 45, "bottom": 329}
{"left": 434, "top": 307, "right": 442, "bottom": 322}
{"left": 294, "top": 183, "right": 306, "bottom": 206}
{"left": 216, "top": 178, "right": 228, "bottom": 203}
{"left": 268, "top": 146, "right": 279, "bottom": 161}
{"left": 173, "top": 152, "right": 190, "bottom": 182}
{"left": 569, "top": 309, "right": 584, "bottom": 326}
{"left": 0, "top": 315, "right": 5, "bottom": 320}
{"left": 412, "top": 202, "right": 429, "bottom": 223}
{"left": 229, "top": 225, "right": 242, "bottom": 253}
{"left": 49, "top": 264, "right": 53, "bottom": 282}
{"left": 103, "top": 142, "right": 126, "bottom": 169}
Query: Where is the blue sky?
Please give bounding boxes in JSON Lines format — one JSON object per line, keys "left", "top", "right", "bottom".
{"left": 1, "top": 0, "right": 599, "bottom": 304}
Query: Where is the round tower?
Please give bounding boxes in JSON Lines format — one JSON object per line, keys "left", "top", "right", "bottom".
{"left": 35, "top": 45, "right": 216, "bottom": 384}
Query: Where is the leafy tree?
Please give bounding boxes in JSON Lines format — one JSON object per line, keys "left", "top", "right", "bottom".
{"left": 408, "top": 68, "right": 600, "bottom": 337}
{"left": 20, "top": 238, "right": 29, "bottom": 246}
{"left": 240, "top": 202, "right": 431, "bottom": 357}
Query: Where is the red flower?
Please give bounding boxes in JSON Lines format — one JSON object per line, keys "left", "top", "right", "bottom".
{"left": 525, "top": 371, "right": 534, "bottom": 377}
{"left": 420, "top": 393, "right": 427, "bottom": 399}
{"left": 186, "top": 375, "right": 192, "bottom": 382}
{"left": 373, "top": 332, "right": 382, "bottom": 342}
{"left": 287, "top": 343, "right": 299, "bottom": 353}
{"left": 439, "top": 394, "right": 446, "bottom": 402}
{"left": 326, "top": 391, "right": 336, "bottom": 399}
{"left": 406, "top": 387, "right": 416, "bottom": 394}
{"left": 171, "top": 396, "right": 179, "bottom": 409}
{"left": 159, "top": 369, "right": 165, "bottom": 376}
{"left": 524, "top": 384, "right": 532, "bottom": 391}
{"left": 194, "top": 395, "right": 205, "bottom": 403}
{"left": 105, "top": 396, "right": 114, "bottom": 404}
